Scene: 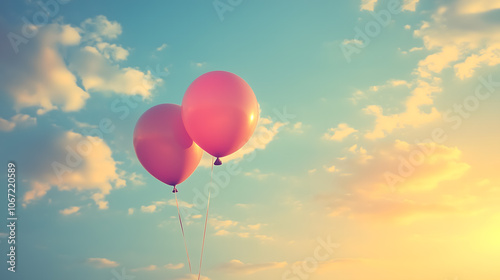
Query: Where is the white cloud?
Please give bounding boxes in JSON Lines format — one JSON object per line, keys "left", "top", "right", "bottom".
{"left": 1, "top": 24, "right": 88, "bottom": 115}
{"left": 80, "top": 15, "right": 122, "bottom": 42}
{"left": 374, "top": 79, "right": 412, "bottom": 90}
{"left": 215, "top": 259, "right": 287, "bottom": 275}
{"left": 156, "top": 43, "right": 168, "bottom": 51}
{"left": 402, "top": 0, "right": 419, "bottom": 11}
{"left": 166, "top": 199, "right": 194, "bottom": 208}
{"left": 131, "top": 265, "right": 157, "bottom": 272}
{"left": 141, "top": 205, "right": 157, "bottom": 213}
{"left": 454, "top": 44, "right": 500, "bottom": 79}
{"left": 244, "top": 169, "right": 272, "bottom": 180}
{"left": 456, "top": 0, "right": 500, "bottom": 14}
{"left": 237, "top": 232, "right": 250, "bottom": 238}
{"left": 141, "top": 200, "right": 184, "bottom": 213}
{"left": 164, "top": 263, "right": 184, "bottom": 270}
{"left": 414, "top": 5, "right": 500, "bottom": 76}
{"left": 0, "top": 119, "right": 15, "bottom": 132}
{"left": 210, "top": 216, "right": 273, "bottom": 240}
{"left": 353, "top": 140, "right": 470, "bottom": 192}
{"left": 246, "top": 224, "right": 262, "bottom": 230}
{"left": 0, "top": 114, "right": 36, "bottom": 132}
{"left": 23, "top": 130, "right": 125, "bottom": 209}
{"left": 360, "top": 0, "right": 378, "bottom": 11}
{"left": 175, "top": 274, "right": 211, "bottom": 280}
{"left": 254, "top": 234, "right": 274, "bottom": 241}
{"left": 58, "top": 24, "right": 82, "bottom": 45}
{"left": 60, "top": 206, "right": 80, "bottom": 215}
{"left": 128, "top": 208, "right": 134, "bottom": 215}
{"left": 235, "top": 203, "right": 253, "bottom": 208}
{"left": 70, "top": 46, "right": 160, "bottom": 98}
{"left": 351, "top": 79, "right": 411, "bottom": 104}
{"left": 409, "top": 47, "right": 423, "bottom": 52}
{"left": 70, "top": 118, "right": 97, "bottom": 129}
{"left": 363, "top": 79, "right": 441, "bottom": 139}
{"left": 320, "top": 140, "right": 471, "bottom": 222}
{"left": 361, "top": 2, "right": 500, "bottom": 139}
{"left": 192, "top": 62, "right": 206, "bottom": 68}
{"left": 342, "top": 39, "right": 363, "bottom": 45}
{"left": 359, "top": 0, "right": 418, "bottom": 12}
{"left": 325, "top": 165, "right": 337, "bottom": 173}
{"left": 290, "top": 122, "right": 304, "bottom": 133}
{"left": 210, "top": 217, "right": 238, "bottom": 230}
{"left": 95, "top": 42, "right": 129, "bottom": 61}
{"left": 389, "top": 80, "right": 411, "bottom": 87}
{"left": 128, "top": 172, "right": 145, "bottom": 185}
{"left": 347, "top": 144, "right": 373, "bottom": 164}
{"left": 215, "top": 229, "right": 231, "bottom": 236}
{"left": 417, "top": 45, "right": 460, "bottom": 77}
{"left": 87, "top": 258, "right": 119, "bottom": 268}
{"left": 0, "top": 16, "right": 161, "bottom": 115}
{"left": 349, "top": 90, "right": 365, "bottom": 104}
{"left": 323, "top": 123, "right": 358, "bottom": 141}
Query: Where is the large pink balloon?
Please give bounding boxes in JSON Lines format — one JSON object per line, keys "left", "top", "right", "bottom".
{"left": 181, "top": 71, "right": 259, "bottom": 165}
{"left": 134, "top": 104, "right": 202, "bottom": 192}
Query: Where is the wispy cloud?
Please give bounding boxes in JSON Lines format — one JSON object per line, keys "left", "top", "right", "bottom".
{"left": 131, "top": 265, "right": 157, "bottom": 272}
{"left": 60, "top": 206, "right": 80, "bottom": 215}
{"left": 0, "top": 114, "right": 36, "bottom": 132}
{"left": 215, "top": 259, "right": 287, "bottom": 275}
{"left": 210, "top": 216, "right": 273, "bottom": 240}
{"left": 164, "top": 263, "right": 184, "bottom": 270}
{"left": 141, "top": 205, "right": 157, "bottom": 213}
{"left": 87, "top": 258, "right": 119, "bottom": 268}
{"left": 175, "top": 274, "right": 210, "bottom": 280}
{"left": 360, "top": 0, "right": 378, "bottom": 11}
{"left": 323, "top": 123, "right": 358, "bottom": 141}
{"left": 156, "top": 43, "right": 168, "bottom": 51}
{"left": 166, "top": 199, "right": 194, "bottom": 208}
{"left": 131, "top": 263, "right": 184, "bottom": 272}
{"left": 402, "top": 0, "right": 419, "bottom": 12}
{"left": 320, "top": 140, "right": 471, "bottom": 222}
{"left": 244, "top": 169, "right": 273, "bottom": 180}
{"left": 191, "top": 62, "right": 206, "bottom": 68}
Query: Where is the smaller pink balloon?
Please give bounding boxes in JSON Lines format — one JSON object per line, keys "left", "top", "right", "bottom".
{"left": 133, "top": 104, "right": 202, "bottom": 192}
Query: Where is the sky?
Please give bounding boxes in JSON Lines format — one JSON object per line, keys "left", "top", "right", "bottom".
{"left": 1, "top": 0, "right": 500, "bottom": 279}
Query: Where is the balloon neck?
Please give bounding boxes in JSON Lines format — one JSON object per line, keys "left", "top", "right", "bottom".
{"left": 214, "top": 157, "right": 222, "bottom": 166}
{"left": 172, "top": 185, "right": 178, "bottom": 193}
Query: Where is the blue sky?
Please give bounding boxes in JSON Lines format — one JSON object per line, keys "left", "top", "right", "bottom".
{"left": 1, "top": 0, "right": 500, "bottom": 279}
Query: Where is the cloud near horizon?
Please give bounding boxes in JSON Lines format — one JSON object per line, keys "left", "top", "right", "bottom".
{"left": 319, "top": 140, "right": 474, "bottom": 222}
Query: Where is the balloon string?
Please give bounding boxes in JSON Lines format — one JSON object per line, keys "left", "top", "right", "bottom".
{"left": 198, "top": 157, "right": 213, "bottom": 280}
{"left": 175, "top": 192, "right": 192, "bottom": 274}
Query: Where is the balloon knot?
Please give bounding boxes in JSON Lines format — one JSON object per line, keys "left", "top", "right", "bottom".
{"left": 172, "top": 186, "right": 178, "bottom": 193}
{"left": 214, "top": 157, "right": 222, "bottom": 166}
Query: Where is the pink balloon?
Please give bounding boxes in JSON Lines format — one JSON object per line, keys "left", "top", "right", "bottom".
{"left": 134, "top": 104, "right": 202, "bottom": 191}
{"left": 181, "top": 71, "right": 259, "bottom": 165}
